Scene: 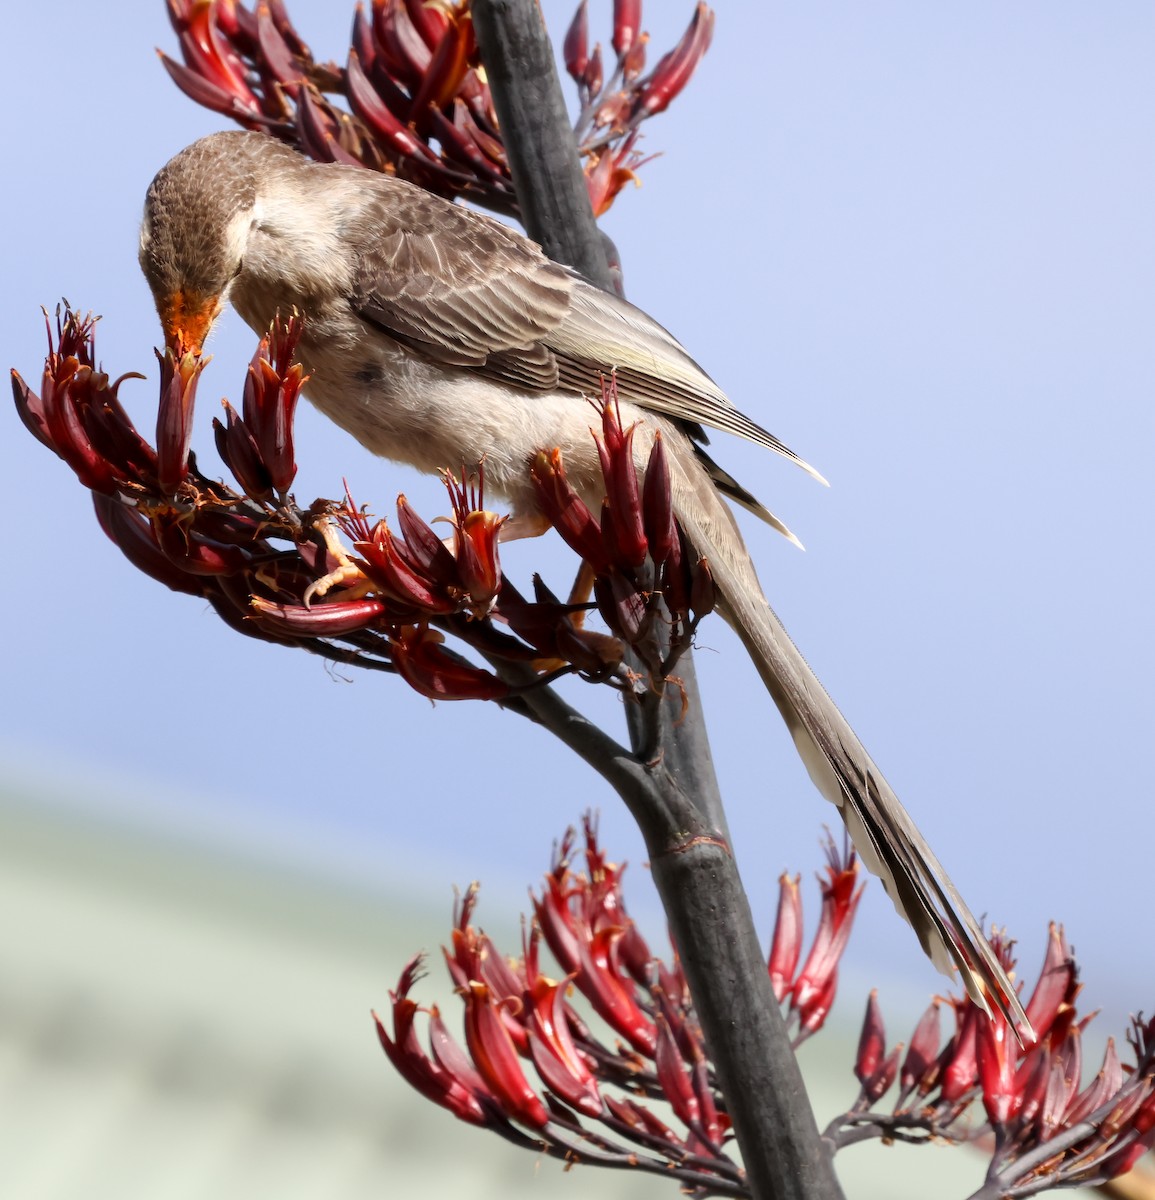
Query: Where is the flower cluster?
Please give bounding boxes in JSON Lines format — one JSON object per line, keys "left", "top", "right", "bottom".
{"left": 563, "top": 1, "right": 714, "bottom": 215}
{"left": 159, "top": 0, "right": 712, "bottom": 217}
{"left": 376, "top": 817, "right": 855, "bottom": 1193}
{"left": 12, "top": 306, "right": 709, "bottom": 702}
{"left": 531, "top": 397, "right": 716, "bottom": 690}
{"left": 375, "top": 819, "right": 1155, "bottom": 1198}
{"left": 832, "top": 924, "right": 1155, "bottom": 1198}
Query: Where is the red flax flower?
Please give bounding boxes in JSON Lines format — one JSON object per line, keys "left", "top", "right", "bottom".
{"left": 825, "top": 922, "right": 1155, "bottom": 1199}
{"left": 159, "top": 0, "right": 714, "bottom": 219}
{"left": 377, "top": 816, "right": 747, "bottom": 1193}
{"left": 13, "top": 307, "right": 725, "bottom": 705}
{"left": 380, "top": 819, "right": 1155, "bottom": 1197}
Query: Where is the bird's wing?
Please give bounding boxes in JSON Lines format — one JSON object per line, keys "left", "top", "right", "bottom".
{"left": 343, "top": 176, "right": 823, "bottom": 482}
{"left": 547, "top": 281, "right": 825, "bottom": 484}
{"left": 346, "top": 178, "right": 573, "bottom": 376}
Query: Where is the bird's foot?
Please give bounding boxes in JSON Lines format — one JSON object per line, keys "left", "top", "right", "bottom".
{"left": 303, "top": 514, "right": 372, "bottom": 605}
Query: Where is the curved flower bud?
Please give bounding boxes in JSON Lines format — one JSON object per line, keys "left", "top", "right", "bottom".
{"left": 461, "top": 980, "right": 550, "bottom": 1129}
{"left": 767, "top": 872, "right": 802, "bottom": 1002}
{"left": 563, "top": 0, "right": 589, "bottom": 81}
{"left": 390, "top": 625, "right": 508, "bottom": 701}
{"left": 375, "top": 956, "right": 492, "bottom": 1125}
{"left": 155, "top": 345, "right": 205, "bottom": 494}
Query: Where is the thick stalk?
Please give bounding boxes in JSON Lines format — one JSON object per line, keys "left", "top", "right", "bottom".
{"left": 470, "top": 0, "right": 725, "bottom": 835}
{"left": 472, "top": 4, "right": 844, "bottom": 1198}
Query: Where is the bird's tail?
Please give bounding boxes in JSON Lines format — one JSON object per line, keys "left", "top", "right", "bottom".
{"left": 668, "top": 453, "right": 1032, "bottom": 1039}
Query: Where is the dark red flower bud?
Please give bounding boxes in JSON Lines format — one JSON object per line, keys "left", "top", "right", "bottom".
{"left": 390, "top": 625, "right": 508, "bottom": 701}
{"left": 346, "top": 49, "right": 444, "bottom": 164}
{"left": 767, "top": 872, "right": 802, "bottom": 1001}
{"left": 655, "top": 1016, "right": 702, "bottom": 1134}
{"left": 241, "top": 317, "right": 305, "bottom": 493}
{"left": 855, "top": 991, "right": 887, "bottom": 1092}
{"left": 977, "top": 1015, "right": 1016, "bottom": 1129}
{"left": 373, "top": 0, "right": 432, "bottom": 88}
{"left": 940, "top": 1004, "right": 980, "bottom": 1102}
{"left": 533, "top": 866, "right": 582, "bottom": 979}
{"left": 621, "top": 33, "right": 648, "bottom": 84}
{"left": 169, "top": 0, "right": 261, "bottom": 110}
{"left": 159, "top": 52, "right": 259, "bottom": 121}
{"left": 214, "top": 400, "right": 273, "bottom": 501}
{"left": 523, "top": 934, "right": 603, "bottom": 1117}
{"left": 351, "top": 3, "right": 377, "bottom": 71}
{"left": 604, "top": 1094, "right": 679, "bottom": 1144}
{"left": 155, "top": 346, "right": 205, "bottom": 494}
{"left": 375, "top": 957, "right": 492, "bottom": 1125}
{"left": 395, "top": 494, "right": 457, "bottom": 577}
{"left": 593, "top": 568, "right": 650, "bottom": 645}
{"left": 1012, "top": 1041, "right": 1052, "bottom": 1134}
{"left": 594, "top": 396, "right": 648, "bottom": 569}
{"left": 563, "top": 0, "right": 589, "bottom": 82}
{"left": 1023, "top": 923, "right": 1078, "bottom": 1046}
{"left": 529, "top": 448, "right": 607, "bottom": 571}
{"left": 689, "top": 553, "right": 717, "bottom": 619}
{"left": 462, "top": 980, "right": 550, "bottom": 1128}
{"left": 642, "top": 432, "right": 676, "bottom": 566}
{"left": 255, "top": 3, "right": 302, "bottom": 90}
{"left": 1065, "top": 1037, "right": 1122, "bottom": 1126}
{"left": 865, "top": 1045, "right": 901, "bottom": 1104}
{"left": 250, "top": 594, "right": 387, "bottom": 636}
{"left": 428, "top": 104, "right": 508, "bottom": 183}
{"left": 899, "top": 1000, "right": 942, "bottom": 1099}
{"left": 659, "top": 527, "right": 691, "bottom": 619}
{"left": 631, "top": 3, "right": 713, "bottom": 122}
{"left": 408, "top": 11, "right": 471, "bottom": 115}
{"left": 403, "top": 0, "right": 451, "bottom": 51}
{"left": 574, "top": 925, "right": 657, "bottom": 1056}
{"left": 612, "top": 0, "right": 641, "bottom": 58}
{"left": 295, "top": 86, "right": 366, "bottom": 167}
{"left": 583, "top": 43, "right": 604, "bottom": 99}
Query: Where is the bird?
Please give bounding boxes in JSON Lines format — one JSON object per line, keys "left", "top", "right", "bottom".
{"left": 139, "top": 129, "right": 1029, "bottom": 1035}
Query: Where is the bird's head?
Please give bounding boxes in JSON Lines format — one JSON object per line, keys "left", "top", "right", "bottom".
{"left": 139, "top": 132, "right": 278, "bottom": 355}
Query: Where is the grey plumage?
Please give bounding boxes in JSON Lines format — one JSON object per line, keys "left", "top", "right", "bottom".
{"left": 140, "top": 130, "right": 1029, "bottom": 1034}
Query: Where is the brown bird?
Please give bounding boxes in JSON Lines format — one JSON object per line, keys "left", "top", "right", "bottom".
{"left": 140, "top": 129, "right": 1029, "bottom": 1034}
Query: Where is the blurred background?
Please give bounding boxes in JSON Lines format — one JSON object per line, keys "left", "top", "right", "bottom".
{"left": 2, "top": 2, "right": 1152, "bottom": 1196}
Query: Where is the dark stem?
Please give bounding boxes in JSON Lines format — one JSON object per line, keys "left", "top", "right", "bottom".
{"left": 469, "top": 0, "right": 614, "bottom": 291}
{"left": 472, "top": 4, "right": 844, "bottom": 1198}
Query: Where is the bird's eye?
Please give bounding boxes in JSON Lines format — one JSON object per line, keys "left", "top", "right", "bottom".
{"left": 230, "top": 259, "right": 244, "bottom": 281}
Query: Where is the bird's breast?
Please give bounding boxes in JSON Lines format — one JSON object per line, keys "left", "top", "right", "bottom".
{"left": 296, "top": 326, "right": 638, "bottom": 521}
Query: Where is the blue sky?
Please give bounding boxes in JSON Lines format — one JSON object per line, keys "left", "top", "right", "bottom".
{"left": 3, "top": 2, "right": 1153, "bottom": 1023}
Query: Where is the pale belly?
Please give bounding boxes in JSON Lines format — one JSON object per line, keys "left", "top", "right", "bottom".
{"left": 299, "top": 330, "right": 662, "bottom": 521}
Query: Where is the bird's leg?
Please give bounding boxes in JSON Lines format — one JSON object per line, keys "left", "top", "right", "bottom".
{"left": 496, "top": 511, "right": 552, "bottom": 543}
{"left": 566, "top": 560, "right": 597, "bottom": 630}
{"left": 302, "top": 513, "right": 371, "bottom": 605}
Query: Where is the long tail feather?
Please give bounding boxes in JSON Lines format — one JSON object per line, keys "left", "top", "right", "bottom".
{"left": 666, "top": 442, "right": 1032, "bottom": 1041}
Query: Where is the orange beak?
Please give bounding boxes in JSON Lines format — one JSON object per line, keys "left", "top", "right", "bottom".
{"left": 157, "top": 288, "right": 222, "bottom": 357}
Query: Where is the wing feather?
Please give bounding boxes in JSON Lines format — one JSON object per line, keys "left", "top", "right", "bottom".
{"left": 340, "top": 174, "right": 824, "bottom": 483}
